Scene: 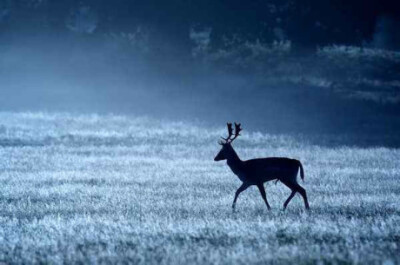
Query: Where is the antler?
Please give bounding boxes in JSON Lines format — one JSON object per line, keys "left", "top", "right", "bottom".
{"left": 230, "top": 122, "right": 242, "bottom": 142}
{"left": 219, "top": 123, "right": 233, "bottom": 144}
{"left": 220, "top": 122, "right": 242, "bottom": 144}
{"left": 221, "top": 123, "right": 233, "bottom": 142}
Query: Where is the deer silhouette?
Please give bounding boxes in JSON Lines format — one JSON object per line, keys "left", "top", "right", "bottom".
{"left": 214, "top": 123, "right": 310, "bottom": 210}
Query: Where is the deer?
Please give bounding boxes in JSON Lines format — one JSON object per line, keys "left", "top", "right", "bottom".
{"left": 214, "top": 123, "right": 310, "bottom": 211}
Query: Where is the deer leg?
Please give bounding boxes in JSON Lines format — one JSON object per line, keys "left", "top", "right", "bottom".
{"left": 256, "top": 183, "right": 271, "bottom": 210}
{"left": 281, "top": 180, "right": 298, "bottom": 210}
{"left": 294, "top": 184, "right": 310, "bottom": 210}
{"left": 283, "top": 191, "right": 296, "bottom": 210}
{"left": 232, "top": 183, "right": 249, "bottom": 209}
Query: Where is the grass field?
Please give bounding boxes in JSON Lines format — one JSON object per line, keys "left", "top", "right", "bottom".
{"left": 0, "top": 112, "right": 399, "bottom": 264}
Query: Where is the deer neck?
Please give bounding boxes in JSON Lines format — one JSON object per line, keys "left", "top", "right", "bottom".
{"left": 226, "top": 148, "right": 242, "bottom": 171}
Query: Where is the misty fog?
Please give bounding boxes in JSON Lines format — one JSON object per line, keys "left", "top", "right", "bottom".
{"left": 1, "top": 0, "right": 400, "bottom": 146}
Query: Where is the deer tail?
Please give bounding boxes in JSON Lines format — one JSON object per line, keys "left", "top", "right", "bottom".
{"left": 298, "top": 161, "right": 305, "bottom": 182}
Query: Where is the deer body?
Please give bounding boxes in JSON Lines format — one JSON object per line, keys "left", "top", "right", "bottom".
{"left": 232, "top": 158, "right": 301, "bottom": 183}
{"left": 215, "top": 123, "right": 310, "bottom": 210}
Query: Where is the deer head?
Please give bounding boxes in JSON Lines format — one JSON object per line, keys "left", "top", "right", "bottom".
{"left": 214, "top": 122, "right": 242, "bottom": 161}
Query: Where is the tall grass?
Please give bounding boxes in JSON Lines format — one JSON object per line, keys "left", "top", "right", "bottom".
{"left": 0, "top": 112, "right": 399, "bottom": 264}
